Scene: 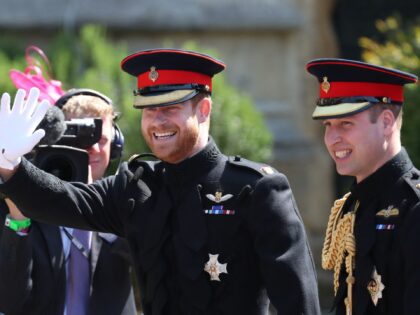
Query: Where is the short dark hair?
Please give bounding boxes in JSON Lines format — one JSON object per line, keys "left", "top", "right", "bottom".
{"left": 368, "top": 103, "right": 403, "bottom": 128}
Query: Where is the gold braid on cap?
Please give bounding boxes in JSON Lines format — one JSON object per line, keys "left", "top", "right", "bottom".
{"left": 322, "top": 193, "right": 358, "bottom": 315}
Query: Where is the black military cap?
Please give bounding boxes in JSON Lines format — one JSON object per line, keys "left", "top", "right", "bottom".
{"left": 306, "top": 58, "right": 418, "bottom": 119}
{"left": 121, "top": 48, "right": 226, "bottom": 108}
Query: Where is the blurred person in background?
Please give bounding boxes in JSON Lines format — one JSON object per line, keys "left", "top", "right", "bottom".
{"left": 0, "top": 89, "right": 136, "bottom": 315}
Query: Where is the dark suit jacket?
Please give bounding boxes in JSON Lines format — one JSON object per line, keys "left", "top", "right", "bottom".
{"left": 0, "top": 202, "right": 137, "bottom": 315}
{"left": 0, "top": 138, "right": 320, "bottom": 315}
{"left": 333, "top": 149, "right": 420, "bottom": 315}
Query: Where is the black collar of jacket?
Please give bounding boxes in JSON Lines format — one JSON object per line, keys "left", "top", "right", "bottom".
{"left": 350, "top": 147, "right": 414, "bottom": 204}
{"left": 162, "top": 137, "right": 223, "bottom": 186}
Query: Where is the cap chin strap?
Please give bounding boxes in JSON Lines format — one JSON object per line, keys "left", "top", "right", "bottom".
{"left": 316, "top": 96, "right": 399, "bottom": 106}
{"left": 133, "top": 89, "right": 199, "bottom": 109}
{"left": 135, "top": 83, "right": 209, "bottom": 96}
{"left": 312, "top": 96, "right": 403, "bottom": 120}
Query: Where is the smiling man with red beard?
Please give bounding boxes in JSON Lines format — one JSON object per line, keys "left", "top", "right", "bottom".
{"left": 307, "top": 58, "right": 420, "bottom": 315}
{"left": 140, "top": 95, "right": 205, "bottom": 164}
{"left": 0, "top": 49, "right": 320, "bottom": 315}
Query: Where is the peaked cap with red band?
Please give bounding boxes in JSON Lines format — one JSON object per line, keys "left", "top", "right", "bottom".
{"left": 306, "top": 58, "right": 418, "bottom": 119}
{"left": 121, "top": 48, "right": 226, "bottom": 108}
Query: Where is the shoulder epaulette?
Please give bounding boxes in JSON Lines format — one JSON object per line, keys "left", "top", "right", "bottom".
{"left": 403, "top": 168, "right": 420, "bottom": 199}
{"left": 228, "top": 155, "right": 278, "bottom": 177}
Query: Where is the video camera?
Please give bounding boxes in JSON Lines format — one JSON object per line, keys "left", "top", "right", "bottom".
{"left": 31, "top": 118, "right": 103, "bottom": 183}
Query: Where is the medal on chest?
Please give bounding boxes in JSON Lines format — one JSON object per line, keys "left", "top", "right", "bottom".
{"left": 204, "top": 253, "right": 228, "bottom": 281}
{"left": 367, "top": 266, "right": 385, "bottom": 306}
{"left": 204, "top": 190, "right": 235, "bottom": 215}
{"left": 376, "top": 205, "right": 399, "bottom": 219}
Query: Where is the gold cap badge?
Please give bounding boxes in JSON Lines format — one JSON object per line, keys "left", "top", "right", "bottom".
{"left": 321, "top": 76, "right": 330, "bottom": 93}
{"left": 149, "top": 66, "right": 158, "bottom": 82}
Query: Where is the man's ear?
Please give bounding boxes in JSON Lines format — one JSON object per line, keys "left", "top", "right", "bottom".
{"left": 197, "top": 97, "right": 211, "bottom": 123}
{"left": 381, "top": 109, "right": 396, "bottom": 136}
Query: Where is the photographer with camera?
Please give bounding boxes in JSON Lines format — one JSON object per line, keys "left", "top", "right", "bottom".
{"left": 0, "top": 89, "right": 136, "bottom": 315}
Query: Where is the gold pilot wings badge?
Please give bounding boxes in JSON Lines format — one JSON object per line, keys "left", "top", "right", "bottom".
{"left": 206, "top": 191, "right": 233, "bottom": 203}
{"left": 376, "top": 205, "right": 399, "bottom": 218}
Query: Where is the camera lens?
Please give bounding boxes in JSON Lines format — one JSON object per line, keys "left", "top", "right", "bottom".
{"left": 33, "top": 145, "right": 89, "bottom": 183}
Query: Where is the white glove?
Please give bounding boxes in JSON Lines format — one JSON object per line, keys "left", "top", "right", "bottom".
{"left": 0, "top": 88, "right": 50, "bottom": 170}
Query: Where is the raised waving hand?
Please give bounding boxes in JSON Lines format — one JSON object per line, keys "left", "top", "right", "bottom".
{"left": 0, "top": 87, "right": 50, "bottom": 170}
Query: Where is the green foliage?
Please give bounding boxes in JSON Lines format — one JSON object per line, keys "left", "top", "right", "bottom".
{"left": 0, "top": 36, "right": 27, "bottom": 94}
{"left": 211, "top": 75, "right": 272, "bottom": 162}
{"left": 181, "top": 42, "right": 273, "bottom": 162}
{"left": 0, "top": 25, "right": 272, "bottom": 164}
{"left": 47, "top": 26, "right": 147, "bottom": 161}
{"left": 359, "top": 16, "right": 420, "bottom": 165}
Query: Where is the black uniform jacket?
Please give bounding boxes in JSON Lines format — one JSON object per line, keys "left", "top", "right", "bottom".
{"left": 334, "top": 149, "right": 420, "bottom": 315}
{"left": 0, "top": 138, "right": 320, "bottom": 315}
{"left": 0, "top": 202, "right": 137, "bottom": 315}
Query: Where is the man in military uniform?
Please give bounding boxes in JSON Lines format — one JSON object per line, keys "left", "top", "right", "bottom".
{"left": 0, "top": 49, "right": 320, "bottom": 314}
{"left": 307, "top": 58, "right": 420, "bottom": 314}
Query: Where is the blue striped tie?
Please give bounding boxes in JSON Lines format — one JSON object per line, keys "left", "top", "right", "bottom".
{"left": 66, "top": 229, "right": 90, "bottom": 315}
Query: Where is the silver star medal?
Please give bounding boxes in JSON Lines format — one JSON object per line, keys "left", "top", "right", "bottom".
{"left": 204, "top": 254, "right": 228, "bottom": 281}
{"left": 367, "top": 266, "right": 385, "bottom": 306}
